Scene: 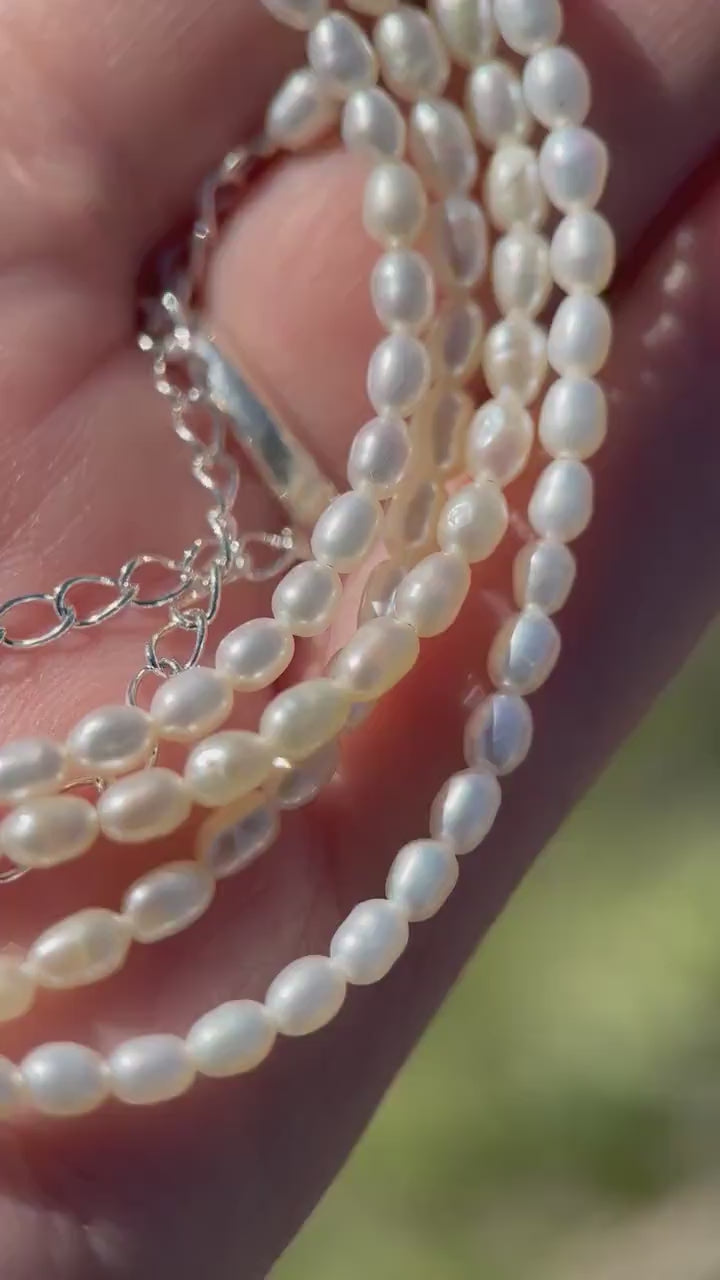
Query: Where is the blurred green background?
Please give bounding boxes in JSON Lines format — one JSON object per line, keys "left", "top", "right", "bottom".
{"left": 278, "top": 625, "right": 720, "bottom": 1280}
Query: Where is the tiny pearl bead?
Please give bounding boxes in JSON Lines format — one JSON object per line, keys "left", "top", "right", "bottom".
{"left": 529, "top": 457, "right": 594, "bottom": 542}
{"left": 272, "top": 560, "right": 342, "bottom": 637}
{"left": 215, "top": 618, "right": 294, "bottom": 692}
{"left": 185, "top": 731, "right": 274, "bottom": 808}
{"left": 359, "top": 558, "right": 406, "bottom": 623}
{"left": 187, "top": 1002, "right": 276, "bottom": 1078}
{"left": 408, "top": 98, "right": 478, "bottom": 197}
{"left": 523, "top": 46, "right": 591, "bottom": 127}
{"left": 265, "top": 955, "right": 347, "bottom": 1036}
{"left": 548, "top": 295, "right": 612, "bottom": 377}
{"left": 342, "top": 86, "right": 406, "bottom": 160}
{"left": 484, "top": 143, "right": 548, "bottom": 232}
{"left": 430, "top": 768, "right": 501, "bottom": 854}
{"left": 308, "top": 12, "right": 379, "bottom": 98}
{"left": 385, "top": 478, "right": 444, "bottom": 561}
{"left": 539, "top": 376, "right": 607, "bottom": 459}
{"left": 374, "top": 7, "right": 451, "bottom": 102}
{"left": 122, "top": 862, "right": 215, "bottom": 943}
{"left": 465, "top": 60, "right": 530, "bottom": 149}
{"left": 0, "top": 737, "right": 67, "bottom": 804}
{"left": 415, "top": 386, "right": 472, "bottom": 474}
{"left": 0, "top": 1058, "right": 24, "bottom": 1118}
{"left": 21, "top": 1043, "right": 108, "bottom": 1117}
{"left": 488, "top": 606, "right": 561, "bottom": 694}
{"left": 494, "top": 0, "right": 563, "bottom": 54}
{"left": 539, "top": 126, "right": 609, "bottom": 212}
{"left": 27, "top": 909, "right": 131, "bottom": 989}
{"left": 387, "top": 838, "right": 459, "bottom": 921}
{"left": 393, "top": 550, "right": 471, "bottom": 637}
{"left": 492, "top": 228, "right": 552, "bottom": 318}
{"left": 363, "top": 161, "right": 428, "bottom": 247}
{"left": 150, "top": 667, "right": 233, "bottom": 743}
{"left": 262, "top": 0, "right": 326, "bottom": 30}
{"left": 311, "top": 490, "right": 382, "bottom": 572}
{"left": 550, "top": 210, "right": 616, "bottom": 294}
{"left": 275, "top": 741, "right": 339, "bottom": 809}
{"left": 98, "top": 768, "right": 191, "bottom": 845}
{"left": 198, "top": 799, "right": 279, "bottom": 878}
{"left": 108, "top": 1035, "right": 194, "bottom": 1106}
{"left": 430, "top": 195, "right": 488, "bottom": 288}
{"left": 265, "top": 68, "right": 337, "bottom": 149}
{"left": 67, "top": 705, "right": 156, "bottom": 778}
{"left": 465, "top": 394, "right": 534, "bottom": 487}
{"left": 348, "top": 415, "right": 412, "bottom": 497}
{"left": 0, "top": 956, "right": 36, "bottom": 1022}
{"left": 429, "top": 0, "right": 497, "bottom": 68}
{"left": 367, "top": 332, "right": 432, "bottom": 416}
{"left": 514, "top": 538, "right": 577, "bottom": 613}
{"left": 260, "top": 679, "right": 351, "bottom": 761}
{"left": 483, "top": 314, "right": 548, "bottom": 404}
{"left": 429, "top": 298, "right": 485, "bottom": 382}
{"left": 437, "top": 477, "right": 509, "bottom": 564}
{"left": 0, "top": 795, "right": 99, "bottom": 868}
{"left": 371, "top": 249, "right": 436, "bottom": 333}
{"left": 464, "top": 692, "right": 533, "bottom": 775}
{"left": 330, "top": 616, "right": 420, "bottom": 701}
{"left": 330, "top": 899, "right": 409, "bottom": 984}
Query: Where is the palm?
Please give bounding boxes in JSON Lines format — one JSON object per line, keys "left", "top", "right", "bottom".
{"left": 0, "top": 1, "right": 718, "bottom": 1276}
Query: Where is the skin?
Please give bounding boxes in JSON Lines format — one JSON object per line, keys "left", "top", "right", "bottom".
{"left": 0, "top": 0, "right": 716, "bottom": 1275}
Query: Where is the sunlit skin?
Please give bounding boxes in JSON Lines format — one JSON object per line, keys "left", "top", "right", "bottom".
{"left": 0, "top": 1, "right": 717, "bottom": 1276}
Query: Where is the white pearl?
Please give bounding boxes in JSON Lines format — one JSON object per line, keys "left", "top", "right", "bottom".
{"left": 393, "top": 551, "right": 470, "bottom": 636}
{"left": 484, "top": 143, "right": 548, "bottom": 231}
{"left": 123, "top": 862, "right": 215, "bottom": 942}
{"left": 262, "top": 0, "right": 325, "bottom": 28}
{"left": 494, "top": 0, "right": 562, "bottom": 54}
{"left": 483, "top": 314, "right": 548, "bottom": 404}
{"left": 342, "top": 86, "right": 406, "bottom": 160}
{"left": 0, "top": 1058, "right": 24, "bottom": 1117}
{"left": 371, "top": 249, "right": 435, "bottom": 333}
{"left": 523, "top": 46, "right": 591, "bottom": 127}
{"left": 348, "top": 415, "right": 412, "bottom": 497}
{"left": 275, "top": 741, "right": 339, "bottom": 809}
{"left": 547, "top": 295, "right": 612, "bottom": 376}
{"left": 0, "top": 794, "right": 99, "bottom": 868}
{"left": 330, "top": 899, "right": 409, "bottom": 984}
{"left": 363, "top": 161, "right": 428, "bottom": 246}
{"left": 330, "top": 617, "right": 419, "bottom": 700}
{"left": 437, "top": 478, "right": 509, "bottom": 563}
{"left": 374, "top": 7, "right": 451, "bottom": 102}
{"left": 98, "top": 768, "right": 191, "bottom": 844}
{"left": 272, "top": 560, "right": 342, "bottom": 637}
{"left": 514, "top": 537, "right": 576, "bottom": 613}
{"left": 308, "top": 12, "right": 378, "bottom": 98}
{"left": 22, "top": 1043, "right": 108, "bottom": 1117}
{"left": 386, "top": 839, "right": 459, "bottom": 921}
{"left": 465, "top": 60, "right": 529, "bottom": 149}
{"left": 149, "top": 667, "right": 233, "bottom": 743}
{"left": 108, "top": 1035, "right": 194, "bottom": 1106}
{"left": 385, "top": 477, "right": 444, "bottom": 562}
{"left": 492, "top": 228, "right": 552, "bottom": 317}
{"left": 429, "top": 298, "right": 484, "bottom": 382}
{"left": 539, "top": 126, "right": 609, "bottom": 211}
{"left": 539, "top": 376, "right": 607, "bottom": 459}
{"left": 488, "top": 606, "right": 561, "bottom": 694}
{"left": 260, "top": 679, "right": 351, "bottom": 761}
{"left": 0, "top": 737, "right": 66, "bottom": 804}
{"left": 416, "top": 386, "right": 472, "bottom": 474}
{"left": 430, "top": 195, "right": 488, "bottom": 288}
{"left": 0, "top": 956, "right": 35, "bottom": 1022}
{"left": 529, "top": 457, "right": 594, "bottom": 542}
{"left": 408, "top": 98, "right": 478, "bottom": 197}
{"left": 465, "top": 394, "right": 534, "bottom": 486}
{"left": 311, "top": 490, "right": 381, "bottom": 572}
{"left": 430, "top": 0, "right": 497, "bottom": 67}
{"left": 187, "top": 1002, "right": 276, "bottom": 1078}
{"left": 550, "top": 210, "right": 615, "bottom": 294}
{"left": 359, "top": 558, "right": 405, "bottom": 623}
{"left": 367, "top": 332, "right": 432, "bottom": 416}
{"left": 463, "top": 692, "right": 533, "bottom": 774}
{"left": 67, "top": 705, "right": 156, "bottom": 777}
{"left": 265, "top": 955, "right": 346, "bottom": 1035}
{"left": 184, "top": 731, "right": 274, "bottom": 808}
{"left": 430, "top": 768, "right": 501, "bottom": 854}
{"left": 27, "top": 909, "right": 131, "bottom": 989}
{"left": 215, "top": 617, "right": 294, "bottom": 692}
{"left": 198, "top": 800, "right": 279, "bottom": 878}
{"left": 265, "top": 68, "right": 337, "bottom": 150}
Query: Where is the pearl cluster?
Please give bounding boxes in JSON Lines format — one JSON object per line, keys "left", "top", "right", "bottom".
{"left": 0, "top": 0, "right": 614, "bottom": 1115}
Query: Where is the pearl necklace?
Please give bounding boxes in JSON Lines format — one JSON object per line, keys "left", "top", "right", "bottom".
{"left": 0, "top": 0, "right": 614, "bottom": 1115}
